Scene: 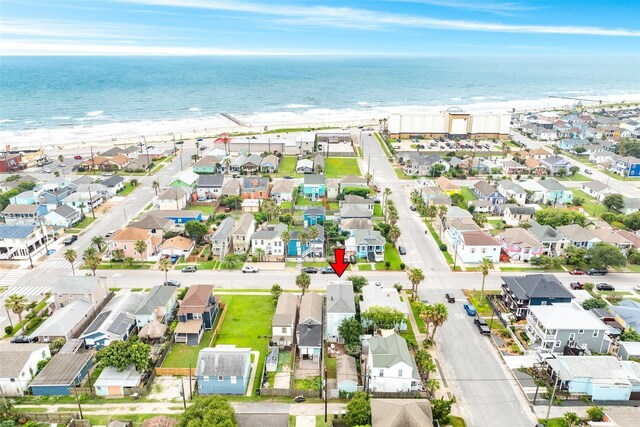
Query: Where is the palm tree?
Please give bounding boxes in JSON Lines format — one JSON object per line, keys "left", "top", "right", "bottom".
{"left": 112, "top": 249, "right": 125, "bottom": 262}
{"left": 407, "top": 267, "right": 425, "bottom": 301}
{"left": 152, "top": 180, "right": 160, "bottom": 196}
{"left": 130, "top": 178, "right": 139, "bottom": 187}
{"left": 77, "top": 202, "right": 86, "bottom": 218}
{"left": 426, "top": 205, "right": 437, "bottom": 223}
{"left": 300, "top": 231, "right": 309, "bottom": 260}
{"left": 383, "top": 187, "right": 392, "bottom": 206}
{"left": 195, "top": 141, "right": 200, "bottom": 160}
{"left": 5, "top": 294, "right": 28, "bottom": 333}
{"left": 223, "top": 158, "right": 232, "bottom": 174}
{"left": 159, "top": 257, "right": 171, "bottom": 283}
{"left": 84, "top": 253, "right": 101, "bottom": 276}
{"left": 389, "top": 225, "right": 401, "bottom": 244}
{"left": 91, "top": 236, "right": 105, "bottom": 252}
{"left": 296, "top": 272, "right": 311, "bottom": 295}
{"left": 426, "top": 379, "right": 440, "bottom": 397}
{"left": 58, "top": 154, "right": 64, "bottom": 164}
{"left": 215, "top": 133, "right": 232, "bottom": 155}
{"left": 135, "top": 240, "right": 148, "bottom": 263}
{"left": 281, "top": 230, "right": 291, "bottom": 259}
{"left": 254, "top": 248, "right": 266, "bottom": 262}
{"left": 64, "top": 249, "right": 77, "bottom": 276}
{"left": 364, "top": 172, "right": 373, "bottom": 185}
{"left": 83, "top": 247, "right": 96, "bottom": 259}
{"left": 125, "top": 256, "right": 134, "bottom": 267}
{"left": 429, "top": 303, "right": 448, "bottom": 340}
{"left": 307, "top": 227, "right": 320, "bottom": 261}
{"left": 437, "top": 205, "right": 448, "bottom": 238}
{"left": 419, "top": 303, "right": 433, "bottom": 336}
{"left": 478, "top": 257, "right": 495, "bottom": 307}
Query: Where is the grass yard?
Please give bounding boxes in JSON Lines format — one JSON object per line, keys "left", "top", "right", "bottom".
{"left": 399, "top": 318, "right": 417, "bottom": 348}
{"left": 488, "top": 219, "right": 506, "bottom": 231}
{"left": 92, "top": 261, "right": 154, "bottom": 270}
{"left": 373, "top": 204, "right": 383, "bottom": 217}
{"left": 294, "top": 376, "right": 322, "bottom": 391}
{"left": 464, "top": 290, "right": 499, "bottom": 317}
{"left": 358, "top": 264, "right": 373, "bottom": 271}
{"left": 281, "top": 201, "right": 293, "bottom": 210}
{"left": 67, "top": 216, "right": 96, "bottom": 232}
{"left": 410, "top": 301, "right": 427, "bottom": 334}
{"left": 375, "top": 132, "right": 391, "bottom": 157}
{"left": 374, "top": 243, "right": 403, "bottom": 270}
{"left": 536, "top": 418, "right": 569, "bottom": 427}
{"left": 394, "top": 167, "right": 414, "bottom": 180}
{"left": 85, "top": 414, "right": 180, "bottom": 427}
{"left": 324, "top": 157, "right": 361, "bottom": 178}
{"left": 499, "top": 266, "right": 565, "bottom": 272}
{"left": 276, "top": 156, "right": 302, "bottom": 178}
{"left": 162, "top": 329, "right": 214, "bottom": 368}
{"left": 325, "top": 356, "right": 337, "bottom": 379}
{"left": 556, "top": 172, "right": 591, "bottom": 182}
{"left": 458, "top": 187, "right": 477, "bottom": 209}
{"left": 116, "top": 182, "right": 138, "bottom": 196}
{"left": 214, "top": 295, "right": 275, "bottom": 396}
{"left": 571, "top": 189, "right": 609, "bottom": 217}
{"left": 425, "top": 221, "right": 454, "bottom": 264}
{"left": 448, "top": 416, "right": 468, "bottom": 427}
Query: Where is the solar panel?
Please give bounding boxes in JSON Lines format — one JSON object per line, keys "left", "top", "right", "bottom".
{"left": 84, "top": 311, "right": 110, "bottom": 334}
{"left": 107, "top": 312, "right": 133, "bottom": 335}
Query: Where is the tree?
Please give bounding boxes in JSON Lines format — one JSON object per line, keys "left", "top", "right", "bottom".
{"left": 37, "top": 358, "right": 51, "bottom": 374}
{"left": 535, "top": 208, "right": 586, "bottom": 227}
{"left": 428, "top": 303, "right": 448, "bottom": 340}
{"left": 450, "top": 193, "right": 464, "bottom": 206}
{"left": 338, "top": 317, "right": 363, "bottom": 356}
{"left": 426, "top": 378, "right": 440, "bottom": 396}
{"left": 564, "top": 412, "right": 580, "bottom": 427}
{"left": 587, "top": 243, "right": 626, "bottom": 269}
{"left": 5, "top": 294, "right": 28, "bottom": 333}
{"left": 281, "top": 230, "right": 291, "bottom": 257}
{"left": 426, "top": 205, "right": 437, "bottom": 223}
{"left": 84, "top": 252, "right": 101, "bottom": 276}
{"left": 620, "top": 329, "right": 640, "bottom": 342}
{"left": 135, "top": 239, "right": 148, "bottom": 263}
{"left": 383, "top": 187, "right": 392, "bottom": 206}
{"left": 587, "top": 406, "right": 605, "bottom": 422}
{"left": 530, "top": 255, "right": 562, "bottom": 270}
{"left": 432, "top": 399, "right": 453, "bottom": 426}
{"left": 388, "top": 224, "right": 401, "bottom": 244}
{"left": 582, "top": 297, "right": 607, "bottom": 310}
{"left": 477, "top": 257, "right": 494, "bottom": 306}
{"left": 185, "top": 220, "right": 208, "bottom": 242}
{"left": 415, "top": 349, "right": 436, "bottom": 380}
{"left": 361, "top": 306, "right": 405, "bottom": 331}
{"left": 159, "top": 258, "right": 171, "bottom": 283}
{"left": 563, "top": 245, "right": 587, "bottom": 267}
{"left": 96, "top": 340, "right": 151, "bottom": 372}
{"left": 125, "top": 256, "right": 134, "bottom": 266}
{"left": 64, "top": 249, "right": 77, "bottom": 276}
{"left": 91, "top": 235, "right": 105, "bottom": 252}
{"left": 347, "top": 275, "right": 368, "bottom": 293}
{"left": 220, "top": 195, "right": 242, "bottom": 210}
{"left": 178, "top": 395, "right": 237, "bottom": 427}
{"left": 270, "top": 284, "right": 282, "bottom": 303}
{"left": 130, "top": 178, "right": 139, "bottom": 187}
{"left": 569, "top": 166, "right": 580, "bottom": 176}
{"left": 112, "top": 249, "right": 125, "bottom": 262}
{"left": 344, "top": 392, "right": 371, "bottom": 427}
{"left": 623, "top": 211, "right": 640, "bottom": 231}
{"left": 253, "top": 248, "right": 265, "bottom": 262}
{"left": 472, "top": 213, "right": 487, "bottom": 227}
{"left": 603, "top": 193, "right": 625, "bottom": 212}
{"left": 152, "top": 180, "right": 160, "bottom": 196}
{"left": 295, "top": 272, "right": 311, "bottom": 295}
{"left": 406, "top": 267, "right": 425, "bottom": 301}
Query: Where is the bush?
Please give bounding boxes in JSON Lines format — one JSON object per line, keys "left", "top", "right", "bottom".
{"left": 393, "top": 283, "right": 403, "bottom": 293}
{"left": 4, "top": 325, "right": 13, "bottom": 335}
{"left": 384, "top": 261, "right": 391, "bottom": 270}
{"left": 587, "top": 406, "right": 605, "bottom": 422}
{"left": 422, "top": 338, "right": 433, "bottom": 348}
{"left": 439, "top": 243, "right": 447, "bottom": 251}
{"left": 400, "top": 263, "right": 406, "bottom": 270}
{"left": 207, "top": 255, "right": 213, "bottom": 261}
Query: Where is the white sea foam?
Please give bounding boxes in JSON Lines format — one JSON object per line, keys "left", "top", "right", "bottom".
{"left": 86, "top": 110, "right": 104, "bottom": 117}
{"left": 0, "top": 119, "right": 15, "bottom": 123}
{"left": 188, "top": 107, "right": 201, "bottom": 112}
{"left": 51, "top": 116, "right": 72, "bottom": 120}
{"left": 284, "top": 104, "right": 313, "bottom": 109}
{"left": 450, "top": 97, "right": 462, "bottom": 101}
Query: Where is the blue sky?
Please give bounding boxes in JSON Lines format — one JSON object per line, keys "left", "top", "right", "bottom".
{"left": 1, "top": 0, "right": 639, "bottom": 55}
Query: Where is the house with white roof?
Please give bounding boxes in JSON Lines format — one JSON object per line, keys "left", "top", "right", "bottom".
{"left": 94, "top": 365, "right": 142, "bottom": 397}
{"left": 581, "top": 180, "right": 617, "bottom": 201}
{"left": 155, "top": 187, "right": 191, "bottom": 211}
{"left": 30, "top": 299, "right": 94, "bottom": 343}
{"left": 361, "top": 283, "right": 409, "bottom": 332}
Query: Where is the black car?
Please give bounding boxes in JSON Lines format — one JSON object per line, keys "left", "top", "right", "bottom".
{"left": 474, "top": 316, "right": 491, "bottom": 335}
{"left": 398, "top": 246, "right": 407, "bottom": 255}
{"left": 445, "top": 293, "right": 455, "bottom": 303}
{"left": 63, "top": 235, "right": 78, "bottom": 245}
{"left": 301, "top": 267, "right": 318, "bottom": 274}
{"left": 321, "top": 266, "right": 335, "bottom": 274}
{"left": 596, "top": 283, "right": 615, "bottom": 291}
{"left": 284, "top": 175, "right": 293, "bottom": 179}
{"left": 11, "top": 335, "right": 38, "bottom": 344}
{"left": 349, "top": 255, "right": 356, "bottom": 264}
{"left": 587, "top": 268, "right": 608, "bottom": 276}
{"left": 409, "top": 205, "right": 417, "bottom": 211}
{"left": 164, "top": 280, "right": 181, "bottom": 287}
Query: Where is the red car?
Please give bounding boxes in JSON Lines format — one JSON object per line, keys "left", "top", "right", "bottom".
{"left": 74, "top": 155, "right": 83, "bottom": 160}
{"left": 569, "top": 269, "right": 586, "bottom": 275}
{"left": 570, "top": 282, "right": 584, "bottom": 290}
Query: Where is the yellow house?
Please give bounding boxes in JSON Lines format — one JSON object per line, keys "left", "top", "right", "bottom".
{"left": 435, "top": 176, "right": 460, "bottom": 196}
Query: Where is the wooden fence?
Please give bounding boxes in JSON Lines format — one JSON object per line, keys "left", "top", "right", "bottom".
{"left": 20, "top": 413, "right": 79, "bottom": 424}
{"left": 259, "top": 388, "right": 321, "bottom": 398}
{"left": 155, "top": 367, "right": 196, "bottom": 376}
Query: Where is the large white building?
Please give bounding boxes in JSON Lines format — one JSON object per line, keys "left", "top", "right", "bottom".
{"left": 387, "top": 108, "right": 511, "bottom": 139}
{"left": 0, "top": 224, "right": 50, "bottom": 261}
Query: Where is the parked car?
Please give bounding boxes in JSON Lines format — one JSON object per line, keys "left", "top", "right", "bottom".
{"left": 102, "top": 172, "right": 113, "bottom": 176}
{"left": 349, "top": 255, "right": 356, "bottom": 264}
{"left": 321, "top": 266, "right": 335, "bottom": 274}
{"left": 294, "top": 395, "right": 305, "bottom": 403}
{"left": 587, "top": 268, "right": 608, "bottom": 276}
{"left": 169, "top": 255, "right": 179, "bottom": 264}
{"left": 398, "top": 246, "right": 407, "bottom": 255}
{"left": 164, "top": 280, "right": 181, "bottom": 287}
{"left": 284, "top": 175, "right": 293, "bottom": 179}
{"left": 74, "top": 155, "right": 83, "bottom": 160}
{"left": 11, "top": 335, "right": 38, "bottom": 344}
{"left": 474, "top": 316, "right": 490, "bottom": 335}
{"left": 463, "top": 303, "right": 477, "bottom": 316}
{"left": 445, "top": 293, "right": 455, "bottom": 303}
{"left": 584, "top": 169, "right": 592, "bottom": 175}
{"left": 570, "top": 282, "right": 584, "bottom": 290}
{"left": 181, "top": 266, "right": 197, "bottom": 273}
{"left": 104, "top": 230, "right": 115, "bottom": 238}
{"left": 409, "top": 205, "right": 417, "bottom": 212}
{"left": 634, "top": 285, "right": 640, "bottom": 292}
{"left": 569, "top": 269, "right": 586, "bottom": 275}
{"left": 42, "top": 168, "right": 52, "bottom": 173}
{"left": 63, "top": 235, "right": 78, "bottom": 245}
{"left": 242, "top": 265, "right": 259, "bottom": 273}
{"left": 58, "top": 163, "right": 66, "bottom": 167}
{"left": 596, "top": 283, "right": 615, "bottom": 291}
{"left": 301, "top": 267, "right": 318, "bottom": 274}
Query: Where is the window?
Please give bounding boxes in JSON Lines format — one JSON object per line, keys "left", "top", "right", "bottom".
{"left": 203, "top": 376, "right": 209, "bottom": 381}
{"left": 470, "top": 248, "right": 475, "bottom": 254}
{"left": 230, "top": 376, "right": 237, "bottom": 384}
{"left": 555, "top": 341, "right": 561, "bottom": 347}
{"left": 218, "top": 376, "right": 224, "bottom": 381}
{"left": 124, "top": 245, "right": 127, "bottom": 250}
{"left": 578, "top": 329, "right": 584, "bottom": 334}
{"left": 379, "top": 369, "right": 384, "bottom": 377}
{"left": 593, "top": 330, "right": 599, "bottom": 338}
{"left": 193, "top": 313, "right": 202, "bottom": 319}
{"left": 281, "top": 327, "right": 287, "bottom": 334}
{"left": 398, "top": 369, "right": 403, "bottom": 377}
{"left": 541, "top": 301, "right": 547, "bottom": 305}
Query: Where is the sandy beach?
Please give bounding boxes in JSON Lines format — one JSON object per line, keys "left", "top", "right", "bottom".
{"left": 2, "top": 93, "right": 639, "bottom": 151}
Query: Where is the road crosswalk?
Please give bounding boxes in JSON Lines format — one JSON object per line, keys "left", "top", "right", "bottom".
{"left": 37, "top": 258, "right": 80, "bottom": 270}
{"left": 0, "top": 269, "right": 29, "bottom": 287}
{"left": 0, "top": 285, "right": 50, "bottom": 300}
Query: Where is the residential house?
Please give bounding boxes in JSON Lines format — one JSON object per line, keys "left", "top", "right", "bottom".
{"left": 108, "top": 227, "right": 161, "bottom": 259}
{"left": 2, "top": 204, "right": 47, "bottom": 225}
{"left": 468, "top": 199, "right": 493, "bottom": 214}
{"left": 556, "top": 224, "right": 600, "bottom": 249}
{"left": 287, "top": 225, "right": 325, "bottom": 259}
{"left": 471, "top": 181, "right": 506, "bottom": 209}
{"left": 60, "top": 192, "right": 103, "bottom": 212}
{"left": 361, "top": 283, "right": 409, "bottom": 332}
{"left": 50, "top": 276, "right": 109, "bottom": 310}
{"left": 0, "top": 224, "right": 50, "bottom": 261}
{"left": 29, "top": 353, "right": 92, "bottom": 396}
{"left": 367, "top": 331, "right": 419, "bottom": 393}
{"left": 590, "top": 228, "right": 633, "bottom": 253}
{"left": 146, "top": 209, "right": 202, "bottom": 224}
{"left": 346, "top": 229, "right": 385, "bottom": 262}
{"left": 272, "top": 293, "right": 299, "bottom": 348}
{"left": 618, "top": 341, "right": 640, "bottom": 361}
{"left": 192, "top": 156, "right": 221, "bottom": 174}
{"left": 615, "top": 229, "right": 640, "bottom": 250}
{"left": 537, "top": 179, "right": 573, "bottom": 205}
{"left": 339, "top": 218, "right": 374, "bottom": 236}
{"left": 101, "top": 176, "right": 126, "bottom": 195}
{"left": 317, "top": 130, "right": 351, "bottom": 144}
{"left": 531, "top": 126, "right": 557, "bottom": 141}
{"left": 435, "top": 176, "right": 459, "bottom": 196}
{"left": 176, "top": 285, "right": 218, "bottom": 346}
{"left": 9, "top": 190, "right": 36, "bottom": 205}
{"left": 241, "top": 177, "right": 270, "bottom": 199}
{"left": 525, "top": 158, "right": 547, "bottom": 176}
{"left": 296, "top": 158, "right": 314, "bottom": 174}
{"left": 370, "top": 399, "right": 433, "bottom": 427}
{"left": 125, "top": 156, "right": 152, "bottom": 172}
{"left": 501, "top": 274, "right": 574, "bottom": 319}
{"left": 0, "top": 343, "right": 51, "bottom": 396}
{"left": 302, "top": 175, "right": 326, "bottom": 201}
{"left": 526, "top": 304, "right": 611, "bottom": 354}
{"left": 540, "top": 155, "right": 572, "bottom": 175}
{"left": 196, "top": 346, "right": 252, "bottom": 395}
{"left": 612, "top": 155, "right": 640, "bottom": 177}
{"left": 238, "top": 154, "right": 262, "bottom": 174}
{"left": 340, "top": 175, "right": 368, "bottom": 192}
{"left": 81, "top": 292, "right": 146, "bottom": 349}
{"left": 210, "top": 217, "right": 236, "bottom": 258}
{"left": 313, "top": 153, "right": 325, "bottom": 173}
{"left": 94, "top": 365, "right": 142, "bottom": 397}
{"left": 546, "top": 356, "right": 640, "bottom": 401}
{"left": 231, "top": 213, "right": 255, "bottom": 254}
{"left": 129, "top": 215, "right": 173, "bottom": 234}
{"left": 297, "top": 292, "right": 323, "bottom": 366}
{"left": 497, "top": 180, "right": 527, "bottom": 206}
{"left": 336, "top": 355, "right": 359, "bottom": 394}
{"left": 37, "top": 187, "right": 74, "bottom": 211}
{"left": 519, "top": 180, "right": 547, "bottom": 203}
{"left": 496, "top": 227, "right": 544, "bottom": 262}
{"left": 499, "top": 159, "right": 528, "bottom": 175}
{"left": 581, "top": 180, "right": 616, "bottom": 201}
{"left": 340, "top": 195, "right": 374, "bottom": 215}
{"left": 296, "top": 133, "right": 316, "bottom": 155}
{"left": 339, "top": 205, "right": 372, "bottom": 221}
{"left": 527, "top": 220, "right": 571, "bottom": 257}
{"left": 42, "top": 205, "right": 82, "bottom": 228}
{"left": 241, "top": 198, "right": 260, "bottom": 213}
{"left": 260, "top": 154, "right": 280, "bottom": 173}
{"left": 529, "top": 147, "right": 551, "bottom": 160}
{"left": 170, "top": 170, "right": 199, "bottom": 188}
{"left": 503, "top": 205, "right": 536, "bottom": 226}
{"left": 621, "top": 197, "right": 640, "bottom": 215}
{"left": 30, "top": 299, "right": 94, "bottom": 343}
{"left": 270, "top": 179, "right": 295, "bottom": 203}
{"left": 159, "top": 236, "right": 195, "bottom": 258}
{"left": 454, "top": 230, "right": 501, "bottom": 264}
{"left": 611, "top": 300, "right": 640, "bottom": 333}
{"left": 196, "top": 174, "right": 224, "bottom": 200}
{"left": 303, "top": 207, "right": 325, "bottom": 227}
{"left": 155, "top": 187, "right": 191, "bottom": 211}
{"left": 326, "top": 281, "right": 356, "bottom": 343}
{"left": 134, "top": 285, "right": 178, "bottom": 327}
{"left": 442, "top": 206, "right": 472, "bottom": 229}
{"left": 402, "top": 154, "right": 449, "bottom": 176}
{"left": 250, "top": 223, "right": 287, "bottom": 259}
{"left": 589, "top": 150, "right": 617, "bottom": 166}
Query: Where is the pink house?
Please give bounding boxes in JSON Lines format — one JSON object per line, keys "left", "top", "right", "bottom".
{"left": 496, "top": 227, "right": 544, "bottom": 262}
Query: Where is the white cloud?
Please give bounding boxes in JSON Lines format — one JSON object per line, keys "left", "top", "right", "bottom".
{"left": 382, "top": 0, "right": 539, "bottom": 14}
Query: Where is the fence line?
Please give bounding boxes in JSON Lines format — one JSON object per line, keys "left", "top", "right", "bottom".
{"left": 20, "top": 413, "right": 79, "bottom": 423}
{"left": 155, "top": 367, "right": 196, "bottom": 376}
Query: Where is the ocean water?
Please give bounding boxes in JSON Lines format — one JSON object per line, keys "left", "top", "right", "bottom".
{"left": 1, "top": 56, "right": 639, "bottom": 144}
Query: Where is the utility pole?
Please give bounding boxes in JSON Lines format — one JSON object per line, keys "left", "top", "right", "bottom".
{"left": 87, "top": 187, "right": 96, "bottom": 219}
{"left": 189, "top": 363, "right": 193, "bottom": 399}
{"left": 324, "top": 365, "right": 328, "bottom": 423}
{"left": 545, "top": 375, "right": 560, "bottom": 421}
{"left": 181, "top": 378, "right": 187, "bottom": 410}
{"left": 90, "top": 146, "right": 96, "bottom": 175}
{"left": 74, "top": 384, "right": 84, "bottom": 419}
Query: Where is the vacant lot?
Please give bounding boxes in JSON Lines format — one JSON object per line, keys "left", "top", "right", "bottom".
{"left": 324, "top": 158, "right": 360, "bottom": 178}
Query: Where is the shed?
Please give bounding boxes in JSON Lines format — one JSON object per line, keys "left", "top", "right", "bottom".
{"left": 94, "top": 365, "right": 142, "bottom": 397}
{"left": 266, "top": 346, "right": 279, "bottom": 373}
{"left": 30, "top": 353, "right": 93, "bottom": 396}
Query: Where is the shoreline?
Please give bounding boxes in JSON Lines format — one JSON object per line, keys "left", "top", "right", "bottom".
{"left": 2, "top": 93, "right": 639, "bottom": 150}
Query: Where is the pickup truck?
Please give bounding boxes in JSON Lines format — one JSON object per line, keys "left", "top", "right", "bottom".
{"left": 474, "top": 315, "right": 491, "bottom": 335}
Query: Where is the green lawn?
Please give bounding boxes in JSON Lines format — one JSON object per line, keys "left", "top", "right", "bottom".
{"left": 324, "top": 157, "right": 361, "bottom": 178}
{"left": 116, "top": 182, "right": 138, "bottom": 196}
{"left": 425, "top": 221, "right": 454, "bottom": 264}
{"left": 488, "top": 219, "right": 506, "bottom": 231}
{"left": 162, "top": 329, "right": 214, "bottom": 368}
{"left": 537, "top": 418, "right": 568, "bottom": 427}
{"left": 448, "top": 416, "right": 468, "bottom": 427}
{"left": 410, "top": 301, "right": 427, "bottom": 334}
{"left": 214, "top": 295, "right": 275, "bottom": 396}
{"left": 374, "top": 132, "right": 391, "bottom": 157}
{"left": 373, "top": 204, "right": 383, "bottom": 216}
{"left": 499, "top": 266, "right": 565, "bottom": 272}
{"left": 394, "top": 167, "right": 414, "bottom": 180}
{"left": 68, "top": 216, "right": 96, "bottom": 232}
{"left": 399, "top": 317, "right": 417, "bottom": 348}
{"left": 90, "top": 261, "right": 154, "bottom": 270}
{"left": 295, "top": 376, "right": 322, "bottom": 391}
{"left": 458, "top": 187, "right": 477, "bottom": 209}
{"left": 571, "top": 189, "right": 609, "bottom": 217}
{"left": 85, "top": 414, "right": 180, "bottom": 427}
{"left": 374, "top": 243, "right": 403, "bottom": 270}
{"left": 276, "top": 156, "right": 302, "bottom": 178}
{"left": 281, "top": 201, "right": 293, "bottom": 209}
{"left": 464, "top": 290, "right": 499, "bottom": 317}
{"left": 556, "top": 172, "right": 591, "bottom": 182}
{"left": 358, "top": 264, "right": 373, "bottom": 271}
{"left": 325, "top": 356, "right": 337, "bottom": 378}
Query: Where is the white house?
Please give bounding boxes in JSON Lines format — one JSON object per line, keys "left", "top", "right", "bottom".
{"left": 296, "top": 158, "right": 314, "bottom": 174}
{"left": 367, "top": 331, "right": 420, "bottom": 393}
{"left": 581, "top": 181, "right": 616, "bottom": 201}
{"left": 43, "top": 205, "right": 82, "bottom": 228}
{"left": 272, "top": 293, "right": 298, "bottom": 348}
{"left": 326, "top": 281, "right": 356, "bottom": 343}
{"left": 231, "top": 213, "right": 255, "bottom": 254}
{"left": 0, "top": 224, "right": 50, "bottom": 261}
{"left": 0, "top": 343, "right": 51, "bottom": 396}
{"left": 155, "top": 187, "right": 190, "bottom": 211}
{"left": 271, "top": 179, "right": 295, "bottom": 203}
{"left": 250, "top": 223, "right": 287, "bottom": 259}
{"left": 454, "top": 230, "right": 501, "bottom": 264}
{"left": 210, "top": 217, "right": 235, "bottom": 259}
{"left": 497, "top": 180, "right": 527, "bottom": 206}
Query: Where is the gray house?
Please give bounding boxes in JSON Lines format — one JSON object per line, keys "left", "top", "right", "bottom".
{"left": 134, "top": 285, "right": 178, "bottom": 327}
{"left": 526, "top": 220, "right": 571, "bottom": 257}
{"left": 297, "top": 293, "right": 323, "bottom": 366}
{"left": 209, "top": 217, "right": 236, "bottom": 258}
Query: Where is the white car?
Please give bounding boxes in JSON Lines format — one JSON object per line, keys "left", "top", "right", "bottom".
{"left": 634, "top": 285, "right": 640, "bottom": 292}
{"left": 102, "top": 172, "right": 113, "bottom": 176}
{"left": 242, "top": 265, "right": 259, "bottom": 273}
{"left": 42, "top": 168, "right": 52, "bottom": 173}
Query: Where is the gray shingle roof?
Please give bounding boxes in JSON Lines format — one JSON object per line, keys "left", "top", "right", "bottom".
{"left": 251, "top": 223, "right": 287, "bottom": 240}
{"left": 297, "top": 323, "right": 322, "bottom": 347}
{"left": 211, "top": 217, "right": 236, "bottom": 241}
{"left": 51, "top": 205, "right": 79, "bottom": 219}
{"left": 101, "top": 176, "right": 125, "bottom": 188}
{"left": 30, "top": 299, "right": 93, "bottom": 339}
{"left": 196, "top": 346, "right": 251, "bottom": 377}
{"left": 501, "top": 274, "right": 573, "bottom": 300}
{"left": 0, "top": 343, "right": 50, "bottom": 378}
{"left": 135, "top": 286, "right": 176, "bottom": 317}
{"left": 326, "top": 281, "right": 356, "bottom": 314}
{"left": 299, "top": 292, "right": 323, "bottom": 324}
{"left": 369, "top": 333, "right": 417, "bottom": 374}
{"left": 537, "top": 179, "right": 567, "bottom": 192}
{"left": 354, "top": 229, "right": 385, "bottom": 246}
{"left": 340, "top": 206, "right": 371, "bottom": 219}
{"left": 304, "top": 174, "right": 326, "bottom": 185}
{"left": 242, "top": 177, "right": 269, "bottom": 192}
{"left": 272, "top": 293, "right": 299, "bottom": 327}
{"left": 197, "top": 174, "right": 224, "bottom": 188}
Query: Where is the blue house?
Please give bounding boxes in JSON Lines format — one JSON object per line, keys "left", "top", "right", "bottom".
{"left": 557, "top": 138, "right": 588, "bottom": 151}
{"left": 472, "top": 181, "right": 506, "bottom": 209}
{"left": 196, "top": 346, "right": 252, "bottom": 395}
{"left": 537, "top": 179, "right": 573, "bottom": 205}
{"left": 176, "top": 285, "right": 218, "bottom": 346}
{"left": 501, "top": 274, "right": 574, "bottom": 319}
{"left": 302, "top": 175, "right": 326, "bottom": 201}
{"left": 148, "top": 210, "right": 202, "bottom": 224}
{"left": 347, "top": 229, "right": 386, "bottom": 261}
{"left": 9, "top": 191, "right": 37, "bottom": 205}
{"left": 81, "top": 293, "right": 147, "bottom": 349}
{"left": 303, "top": 207, "right": 325, "bottom": 227}
{"left": 30, "top": 353, "right": 92, "bottom": 396}
{"left": 37, "top": 188, "right": 73, "bottom": 208}
{"left": 287, "top": 225, "right": 325, "bottom": 259}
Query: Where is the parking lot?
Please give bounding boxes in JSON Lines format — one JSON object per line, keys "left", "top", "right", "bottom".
{"left": 391, "top": 137, "right": 505, "bottom": 153}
